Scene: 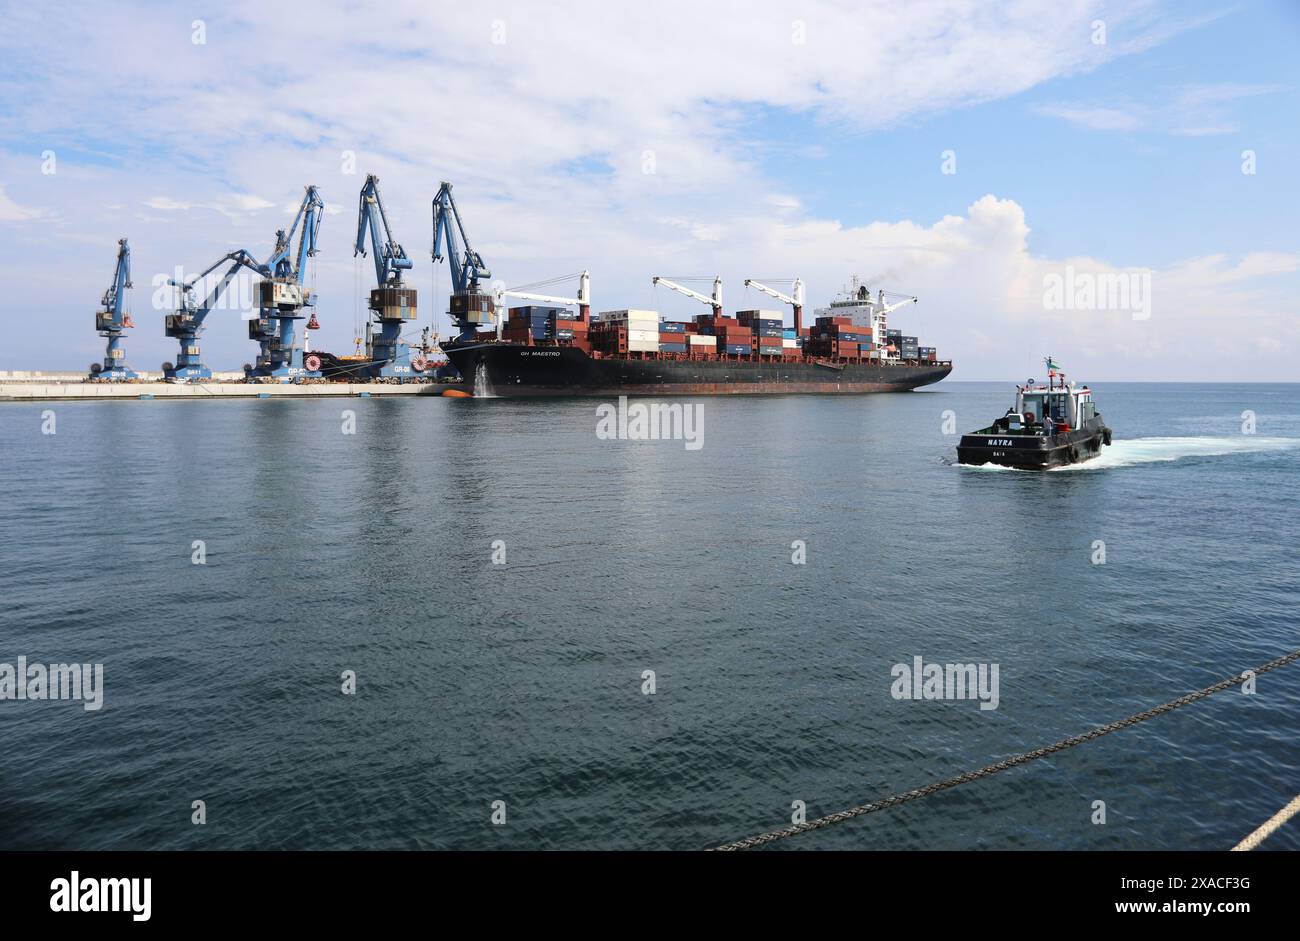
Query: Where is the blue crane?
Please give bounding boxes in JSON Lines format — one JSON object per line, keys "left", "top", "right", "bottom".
{"left": 163, "top": 249, "right": 269, "bottom": 380}
{"left": 90, "top": 238, "right": 138, "bottom": 380}
{"left": 431, "top": 181, "right": 495, "bottom": 341}
{"left": 247, "top": 185, "right": 325, "bottom": 380}
{"left": 354, "top": 174, "right": 431, "bottom": 378}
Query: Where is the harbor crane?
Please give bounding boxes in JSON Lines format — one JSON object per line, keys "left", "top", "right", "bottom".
{"left": 163, "top": 249, "right": 269, "bottom": 380}
{"left": 247, "top": 185, "right": 325, "bottom": 380}
{"left": 354, "top": 174, "right": 431, "bottom": 378}
{"left": 743, "top": 278, "right": 805, "bottom": 333}
{"left": 651, "top": 276, "right": 723, "bottom": 316}
{"left": 494, "top": 271, "right": 591, "bottom": 338}
{"left": 90, "top": 238, "right": 137, "bottom": 380}
{"left": 431, "top": 181, "right": 494, "bottom": 341}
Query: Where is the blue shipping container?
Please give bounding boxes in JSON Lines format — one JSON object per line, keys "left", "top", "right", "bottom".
{"left": 723, "top": 344, "right": 751, "bottom": 355}
{"left": 660, "top": 343, "right": 687, "bottom": 353}
{"left": 660, "top": 322, "right": 687, "bottom": 333}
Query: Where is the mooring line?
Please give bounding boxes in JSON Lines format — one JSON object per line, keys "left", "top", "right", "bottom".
{"left": 1231, "top": 793, "right": 1300, "bottom": 851}
{"left": 711, "top": 648, "right": 1300, "bottom": 851}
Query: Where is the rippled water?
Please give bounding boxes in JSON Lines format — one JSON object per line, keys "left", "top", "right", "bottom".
{"left": 1, "top": 382, "right": 1297, "bottom": 850}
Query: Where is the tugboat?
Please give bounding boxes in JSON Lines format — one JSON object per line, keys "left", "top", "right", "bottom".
{"left": 957, "top": 358, "right": 1112, "bottom": 469}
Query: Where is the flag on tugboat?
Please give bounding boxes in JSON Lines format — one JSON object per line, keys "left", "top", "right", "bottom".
{"left": 1045, "top": 356, "right": 1061, "bottom": 374}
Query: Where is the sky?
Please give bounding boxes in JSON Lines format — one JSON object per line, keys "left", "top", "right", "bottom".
{"left": 0, "top": 0, "right": 1297, "bottom": 380}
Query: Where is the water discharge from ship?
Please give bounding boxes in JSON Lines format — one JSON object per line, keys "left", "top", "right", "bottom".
{"left": 472, "top": 360, "right": 494, "bottom": 398}
{"left": 958, "top": 436, "right": 1300, "bottom": 471}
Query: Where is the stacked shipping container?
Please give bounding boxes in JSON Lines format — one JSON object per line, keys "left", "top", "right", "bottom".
{"left": 590, "top": 309, "right": 659, "bottom": 354}
{"left": 497, "top": 302, "right": 939, "bottom": 365}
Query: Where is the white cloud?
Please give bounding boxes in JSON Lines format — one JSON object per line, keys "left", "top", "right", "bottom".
{"left": 0, "top": 1, "right": 1292, "bottom": 379}
{"left": 1033, "top": 105, "right": 1144, "bottom": 131}
{"left": 229, "top": 194, "right": 274, "bottom": 212}
{"left": 0, "top": 185, "right": 43, "bottom": 221}
{"left": 1037, "top": 81, "right": 1286, "bottom": 137}
{"left": 145, "top": 196, "right": 191, "bottom": 211}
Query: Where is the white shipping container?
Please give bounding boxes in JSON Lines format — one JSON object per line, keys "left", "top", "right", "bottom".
{"left": 599, "top": 308, "right": 658, "bottom": 321}
{"left": 627, "top": 329, "right": 659, "bottom": 342}
{"left": 688, "top": 335, "right": 717, "bottom": 345}
{"left": 628, "top": 341, "right": 659, "bottom": 352}
{"left": 735, "top": 309, "right": 783, "bottom": 319}
{"left": 782, "top": 339, "right": 798, "bottom": 348}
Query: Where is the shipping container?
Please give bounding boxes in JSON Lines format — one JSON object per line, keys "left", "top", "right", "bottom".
{"left": 659, "top": 343, "right": 687, "bottom": 354}
{"left": 660, "top": 322, "right": 688, "bottom": 333}
{"left": 722, "top": 343, "right": 751, "bottom": 355}
{"left": 599, "top": 309, "right": 659, "bottom": 320}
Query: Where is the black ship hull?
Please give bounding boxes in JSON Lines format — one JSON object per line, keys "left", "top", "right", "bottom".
{"left": 956, "top": 418, "right": 1111, "bottom": 469}
{"left": 441, "top": 342, "right": 951, "bottom": 397}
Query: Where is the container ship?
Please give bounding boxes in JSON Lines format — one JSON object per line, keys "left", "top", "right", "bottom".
{"left": 440, "top": 277, "right": 951, "bottom": 397}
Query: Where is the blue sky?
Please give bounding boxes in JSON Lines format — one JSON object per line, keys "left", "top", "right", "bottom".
{"left": 0, "top": 0, "right": 1296, "bottom": 380}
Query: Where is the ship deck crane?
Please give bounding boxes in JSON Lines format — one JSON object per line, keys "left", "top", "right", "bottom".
{"left": 495, "top": 271, "right": 591, "bottom": 338}
{"left": 354, "top": 174, "right": 430, "bottom": 378}
{"left": 651, "top": 276, "right": 723, "bottom": 317}
{"left": 90, "top": 238, "right": 137, "bottom": 380}
{"left": 876, "top": 288, "right": 918, "bottom": 349}
{"left": 431, "top": 181, "right": 494, "bottom": 341}
{"left": 743, "top": 278, "right": 805, "bottom": 333}
{"left": 163, "top": 249, "right": 269, "bottom": 380}
{"left": 248, "top": 185, "right": 325, "bottom": 380}
{"left": 853, "top": 281, "right": 918, "bottom": 357}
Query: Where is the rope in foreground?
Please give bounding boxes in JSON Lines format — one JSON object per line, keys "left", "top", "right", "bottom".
{"left": 711, "top": 648, "right": 1300, "bottom": 851}
{"left": 1232, "top": 793, "right": 1300, "bottom": 851}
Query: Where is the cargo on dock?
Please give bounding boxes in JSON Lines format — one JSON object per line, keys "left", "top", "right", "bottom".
{"left": 0, "top": 379, "right": 453, "bottom": 402}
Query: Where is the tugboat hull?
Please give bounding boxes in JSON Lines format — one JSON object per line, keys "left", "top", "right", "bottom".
{"left": 957, "top": 419, "right": 1110, "bottom": 469}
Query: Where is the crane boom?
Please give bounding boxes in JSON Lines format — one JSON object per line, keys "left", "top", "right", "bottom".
{"left": 651, "top": 276, "right": 722, "bottom": 316}
{"left": 431, "top": 181, "right": 491, "bottom": 294}
{"left": 496, "top": 271, "right": 591, "bottom": 320}
{"left": 163, "top": 249, "right": 269, "bottom": 381}
{"left": 877, "top": 290, "right": 918, "bottom": 315}
{"left": 355, "top": 174, "right": 413, "bottom": 287}
{"left": 743, "top": 278, "right": 805, "bottom": 332}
